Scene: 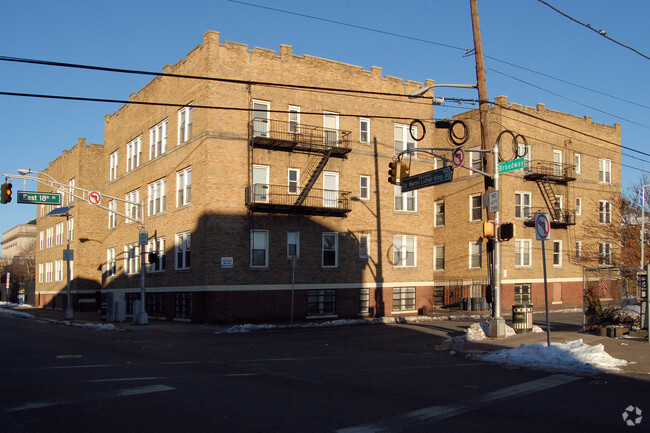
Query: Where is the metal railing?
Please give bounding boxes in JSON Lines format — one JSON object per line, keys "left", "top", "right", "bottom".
{"left": 246, "top": 184, "right": 350, "bottom": 212}
{"left": 251, "top": 118, "right": 351, "bottom": 152}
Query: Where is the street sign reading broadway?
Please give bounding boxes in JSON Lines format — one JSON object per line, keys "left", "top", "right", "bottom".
{"left": 401, "top": 166, "right": 453, "bottom": 192}
{"left": 498, "top": 157, "right": 525, "bottom": 174}
{"left": 17, "top": 191, "right": 61, "bottom": 205}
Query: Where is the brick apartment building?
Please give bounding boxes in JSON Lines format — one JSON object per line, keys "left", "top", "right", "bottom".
{"left": 33, "top": 31, "right": 621, "bottom": 323}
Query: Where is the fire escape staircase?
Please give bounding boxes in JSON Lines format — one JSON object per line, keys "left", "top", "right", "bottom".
{"left": 524, "top": 160, "right": 576, "bottom": 227}
{"left": 535, "top": 179, "right": 565, "bottom": 223}
{"left": 294, "top": 148, "right": 333, "bottom": 206}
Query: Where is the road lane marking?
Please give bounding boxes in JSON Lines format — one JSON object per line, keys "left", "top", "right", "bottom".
{"left": 5, "top": 384, "right": 175, "bottom": 413}
{"left": 337, "top": 374, "right": 581, "bottom": 433}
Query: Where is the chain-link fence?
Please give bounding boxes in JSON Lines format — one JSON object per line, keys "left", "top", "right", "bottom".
{"left": 583, "top": 266, "right": 640, "bottom": 331}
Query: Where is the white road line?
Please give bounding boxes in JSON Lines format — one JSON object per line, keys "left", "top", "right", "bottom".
{"left": 5, "top": 384, "right": 175, "bottom": 413}
{"left": 337, "top": 374, "right": 581, "bottom": 433}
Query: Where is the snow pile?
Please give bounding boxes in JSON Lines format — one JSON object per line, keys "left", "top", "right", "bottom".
{"left": 463, "top": 321, "right": 543, "bottom": 342}
{"left": 224, "top": 323, "right": 278, "bottom": 333}
{"left": 0, "top": 307, "right": 35, "bottom": 320}
{"left": 479, "top": 339, "right": 629, "bottom": 374}
{"left": 0, "top": 307, "right": 117, "bottom": 331}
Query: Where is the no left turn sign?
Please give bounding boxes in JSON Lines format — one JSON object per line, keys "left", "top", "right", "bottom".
{"left": 535, "top": 212, "right": 551, "bottom": 241}
{"left": 452, "top": 147, "right": 465, "bottom": 168}
{"left": 88, "top": 191, "right": 101, "bottom": 205}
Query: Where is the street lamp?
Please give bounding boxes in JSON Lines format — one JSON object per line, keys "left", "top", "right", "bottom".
{"left": 46, "top": 206, "right": 74, "bottom": 320}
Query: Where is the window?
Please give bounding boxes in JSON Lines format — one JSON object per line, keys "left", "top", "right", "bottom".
{"left": 308, "top": 290, "right": 336, "bottom": 316}
{"left": 178, "top": 105, "right": 193, "bottom": 144}
{"left": 576, "top": 197, "right": 582, "bottom": 217}
{"left": 324, "top": 112, "right": 339, "bottom": 146}
{"left": 394, "top": 124, "right": 415, "bottom": 154}
{"left": 575, "top": 153, "right": 581, "bottom": 174}
{"left": 434, "top": 201, "right": 445, "bottom": 227}
{"left": 250, "top": 230, "right": 268, "bottom": 268}
{"left": 176, "top": 232, "right": 191, "bottom": 270}
{"left": 514, "top": 284, "right": 531, "bottom": 304}
{"left": 469, "top": 147, "right": 482, "bottom": 174}
{"left": 67, "top": 218, "right": 74, "bottom": 242}
{"left": 323, "top": 172, "right": 339, "bottom": 208}
{"left": 68, "top": 178, "right": 76, "bottom": 204}
{"left": 288, "top": 106, "right": 300, "bottom": 133}
{"left": 55, "top": 259, "right": 63, "bottom": 282}
{"left": 38, "top": 263, "right": 43, "bottom": 283}
{"left": 148, "top": 178, "right": 167, "bottom": 216}
{"left": 360, "top": 176, "right": 370, "bottom": 200}
{"left": 469, "top": 241, "right": 482, "bottom": 269}
{"left": 599, "top": 159, "right": 611, "bottom": 183}
{"left": 176, "top": 293, "right": 192, "bottom": 320}
{"left": 434, "top": 245, "right": 445, "bottom": 271}
{"left": 515, "top": 192, "right": 532, "bottom": 219}
{"left": 393, "top": 235, "right": 416, "bottom": 267}
{"left": 470, "top": 194, "right": 482, "bottom": 222}
{"left": 45, "top": 261, "right": 52, "bottom": 282}
{"left": 287, "top": 231, "right": 299, "bottom": 258}
{"left": 126, "top": 136, "right": 142, "bottom": 172}
{"left": 106, "top": 248, "right": 116, "bottom": 277}
{"left": 252, "top": 165, "right": 269, "bottom": 203}
{"left": 360, "top": 118, "right": 370, "bottom": 144}
{"left": 108, "top": 199, "right": 117, "bottom": 229}
{"left": 360, "top": 289, "right": 370, "bottom": 315}
{"left": 553, "top": 240, "right": 562, "bottom": 266}
{"left": 46, "top": 226, "right": 53, "bottom": 248}
{"left": 322, "top": 232, "right": 338, "bottom": 268}
{"left": 288, "top": 169, "right": 300, "bottom": 195}
{"left": 575, "top": 241, "right": 583, "bottom": 260}
{"left": 177, "top": 167, "right": 192, "bottom": 207}
{"left": 109, "top": 150, "right": 119, "bottom": 181}
{"left": 253, "top": 100, "right": 270, "bottom": 137}
{"left": 395, "top": 185, "right": 416, "bottom": 212}
{"left": 124, "top": 243, "right": 140, "bottom": 275}
{"left": 150, "top": 119, "right": 168, "bottom": 159}
{"left": 147, "top": 237, "right": 166, "bottom": 272}
{"left": 39, "top": 231, "right": 44, "bottom": 250}
{"left": 125, "top": 189, "right": 141, "bottom": 224}
{"left": 515, "top": 239, "right": 532, "bottom": 267}
{"left": 599, "top": 200, "right": 611, "bottom": 223}
{"left": 359, "top": 234, "right": 369, "bottom": 259}
{"left": 517, "top": 142, "right": 531, "bottom": 171}
{"left": 553, "top": 150, "right": 563, "bottom": 176}
{"left": 599, "top": 242, "right": 612, "bottom": 265}
{"left": 393, "top": 287, "right": 416, "bottom": 312}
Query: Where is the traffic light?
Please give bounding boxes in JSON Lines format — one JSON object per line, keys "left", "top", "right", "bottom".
{"left": 1, "top": 182, "right": 12, "bottom": 204}
{"left": 388, "top": 161, "right": 398, "bottom": 184}
{"left": 483, "top": 221, "right": 494, "bottom": 238}
{"left": 498, "top": 222, "right": 515, "bottom": 241}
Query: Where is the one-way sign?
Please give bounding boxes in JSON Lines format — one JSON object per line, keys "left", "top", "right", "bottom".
{"left": 401, "top": 166, "right": 453, "bottom": 192}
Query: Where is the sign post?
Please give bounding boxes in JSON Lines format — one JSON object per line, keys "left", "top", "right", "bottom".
{"left": 535, "top": 212, "right": 552, "bottom": 346}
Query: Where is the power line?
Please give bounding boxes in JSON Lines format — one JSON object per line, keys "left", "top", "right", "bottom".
{"left": 537, "top": 0, "right": 650, "bottom": 61}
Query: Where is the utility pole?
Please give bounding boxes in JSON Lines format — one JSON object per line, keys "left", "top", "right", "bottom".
{"left": 470, "top": 0, "right": 505, "bottom": 337}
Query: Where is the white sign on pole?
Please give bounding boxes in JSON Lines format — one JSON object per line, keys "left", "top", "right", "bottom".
{"left": 535, "top": 212, "right": 551, "bottom": 241}
{"left": 452, "top": 147, "right": 465, "bottom": 168}
{"left": 488, "top": 191, "right": 499, "bottom": 213}
{"left": 139, "top": 231, "right": 149, "bottom": 246}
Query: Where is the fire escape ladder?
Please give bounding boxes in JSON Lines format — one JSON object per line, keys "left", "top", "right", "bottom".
{"left": 294, "top": 148, "right": 333, "bottom": 206}
{"left": 536, "top": 179, "right": 564, "bottom": 222}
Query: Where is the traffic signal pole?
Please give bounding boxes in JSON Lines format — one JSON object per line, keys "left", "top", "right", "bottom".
{"left": 470, "top": 0, "right": 505, "bottom": 337}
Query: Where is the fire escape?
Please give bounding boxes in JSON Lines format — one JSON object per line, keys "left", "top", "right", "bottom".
{"left": 246, "top": 118, "right": 352, "bottom": 216}
{"left": 524, "top": 160, "right": 577, "bottom": 228}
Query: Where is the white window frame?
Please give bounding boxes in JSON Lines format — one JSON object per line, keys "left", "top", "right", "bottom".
{"left": 469, "top": 241, "right": 482, "bottom": 269}
{"left": 125, "top": 189, "right": 141, "bottom": 224}
{"left": 147, "top": 237, "right": 166, "bottom": 273}
{"left": 55, "top": 259, "right": 63, "bottom": 282}
{"left": 322, "top": 232, "right": 339, "bottom": 268}
{"left": 45, "top": 261, "right": 53, "bottom": 282}
{"left": 360, "top": 118, "right": 370, "bottom": 144}
{"left": 434, "top": 200, "right": 445, "bottom": 227}
{"left": 394, "top": 124, "right": 415, "bottom": 155}
{"left": 177, "top": 167, "right": 192, "bottom": 207}
{"left": 394, "top": 185, "right": 416, "bottom": 212}
{"left": 393, "top": 235, "right": 416, "bottom": 268}
{"left": 324, "top": 112, "right": 339, "bottom": 146}
{"left": 515, "top": 191, "right": 532, "bottom": 219}
{"left": 575, "top": 241, "right": 583, "bottom": 260}
{"left": 176, "top": 232, "right": 191, "bottom": 270}
{"left": 126, "top": 136, "right": 142, "bottom": 172}
{"left": 68, "top": 178, "right": 76, "bottom": 204}
{"left": 178, "top": 105, "right": 193, "bottom": 144}
{"left": 148, "top": 178, "right": 167, "bottom": 217}
{"left": 599, "top": 158, "right": 612, "bottom": 184}
{"left": 67, "top": 218, "right": 74, "bottom": 242}
{"left": 288, "top": 106, "right": 300, "bottom": 134}
{"left": 359, "top": 234, "right": 370, "bottom": 259}
{"left": 515, "top": 239, "right": 532, "bottom": 267}
{"left": 469, "top": 146, "right": 482, "bottom": 175}
{"left": 108, "top": 199, "right": 117, "bottom": 229}
{"left": 46, "top": 226, "right": 53, "bottom": 248}
{"left": 599, "top": 242, "right": 612, "bottom": 266}
{"left": 599, "top": 200, "right": 611, "bottom": 224}
{"left": 434, "top": 244, "right": 445, "bottom": 271}
{"left": 39, "top": 231, "right": 44, "bottom": 250}
{"left": 106, "top": 248, "right": 116, "bottom": 277}
{"left": 575, "top": 153, "right": 581, "bottom": 174}
{"left": 470, "top": 194, "right": 482, "bottom": 222}
{"left": 38, "top": 263, "right": 43, "bottom": 283}
{"left": 287, "top": 231, "right": 299, "bottom": 259}
{"left": 576, "top": 197, "right": 582, "bottom": 216}
{"left": 393, "top": 287, "right": 416, "bottom": 312}
{"left": 124, "top": 243, "right": 140, "bottom": 275}
{"left": 553, "top": 240, "right": 562, "bottom": 267}
{"left": 253, "top": 100, "right": 270, "bottom": 137}
{"left": 109, "top": 150, "right": 119, "bottom": 181}
{"left": 150, "top": 119, "right": 168, "bottom": 159}
{"left": 360, "top": 175, "right": 370, "bottom": 200}
{"left": 288, "top": 168, "right": 300, "bottom": 195}
{"left": 251, "top": 229, "right": 269, "bottom": 268}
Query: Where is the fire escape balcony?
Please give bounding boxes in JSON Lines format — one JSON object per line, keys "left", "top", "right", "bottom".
{"left": 523, "top": 160, "right": 577, "bottom": 228}
{"left": 523, "top": 161, "right": 576, "bottom": 183}
{"left": 523, "top": 208, "right": 577, "bottom": 228}
{"left": 245, "top": 184, "right": 351, "bottom": 216}
{"left": 251, "top": 118, "right": 352, "bottom": 157}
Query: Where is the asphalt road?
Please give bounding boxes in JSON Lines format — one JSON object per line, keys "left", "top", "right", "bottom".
{"left": 0, "top": 314, "right": 647, "bottom": 433}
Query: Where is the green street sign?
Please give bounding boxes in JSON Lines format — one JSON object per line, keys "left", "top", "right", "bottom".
{"left": 498, "top": 157, "right": 526, "bottom": 174}
{"left": 17, "top": 191, "right": 61, "bottom": 205}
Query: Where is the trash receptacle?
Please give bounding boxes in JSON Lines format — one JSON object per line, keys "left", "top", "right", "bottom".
{"left": 512, "top": 304, "right": 533, "bottom": 333}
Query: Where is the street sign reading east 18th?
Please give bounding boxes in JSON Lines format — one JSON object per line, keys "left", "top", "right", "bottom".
{"left": 498, "top": 157, "right": 526, "bottom": 174}
{"left": 400, "top": 166, "right": 453, "bottom": 192}
{"left": 17, "top": 191, "right": 61, "bottom": 205}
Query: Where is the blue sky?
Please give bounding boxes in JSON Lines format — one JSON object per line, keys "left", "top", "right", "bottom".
{"left": 1, "top": 0, "right": 649, "bottom": 244}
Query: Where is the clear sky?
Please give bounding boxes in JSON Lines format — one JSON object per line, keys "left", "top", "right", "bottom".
{"left": 1, "top": 0, "right": 648, "bottom": 245}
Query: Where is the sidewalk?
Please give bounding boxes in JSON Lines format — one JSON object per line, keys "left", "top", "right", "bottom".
{"left": 5, "top": 305, "right": 649, "bottom": 378}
